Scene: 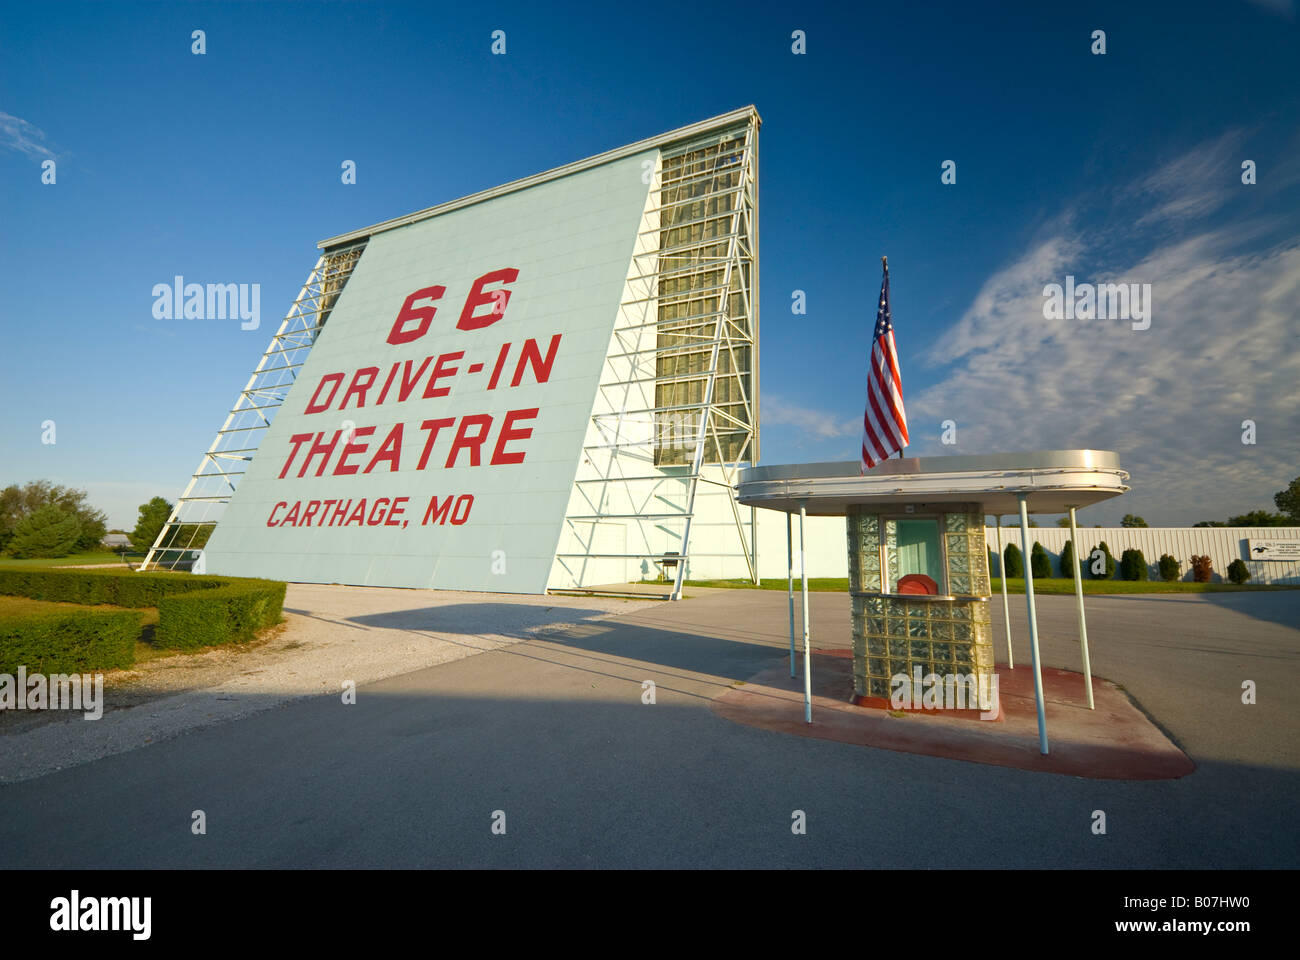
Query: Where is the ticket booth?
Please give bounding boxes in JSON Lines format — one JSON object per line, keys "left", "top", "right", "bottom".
{"left": 736, "top": 450, "right": 1130, "bottom": 753}
{"left": 847, "top": 502, "right": 992, "bottom": 703}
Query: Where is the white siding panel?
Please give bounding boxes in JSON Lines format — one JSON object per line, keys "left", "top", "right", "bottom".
{"left": 982, "top": 527, "right": 1300, "bottom": 585}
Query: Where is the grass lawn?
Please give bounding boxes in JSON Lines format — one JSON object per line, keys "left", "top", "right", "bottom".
{"left": 0, "top": 551, "right": 130, "bottom": 568}
{"left": 0, "top": 595, "right": 167, "bottom": 664}
{"left": 681, "top": 577, "right": 1299, "bottom": 594}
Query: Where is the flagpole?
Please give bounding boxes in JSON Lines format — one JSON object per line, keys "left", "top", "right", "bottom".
{"left": 862, "top": 253, "right": 907, "bottom": 471}
{"left": 882, "top": 254, "right": 907, "bottom": 460}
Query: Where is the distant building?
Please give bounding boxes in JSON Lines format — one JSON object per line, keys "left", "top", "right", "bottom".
{"left": 983, "top": 524, "right": 1300, "bottom": 585}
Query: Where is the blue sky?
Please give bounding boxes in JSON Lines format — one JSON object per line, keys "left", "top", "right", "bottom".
{"left": 2, "top": 0, "right": 1298, "bottom": 528}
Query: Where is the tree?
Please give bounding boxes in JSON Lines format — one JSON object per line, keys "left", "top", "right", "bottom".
{"left": 1120, "top": 514, "right": 1149, "bottom": 528}
{"left": 1226, "top": 559, "right": 1251, "bottom": 584}
{"left": 1055, "top": 517, "right": 1071, "bottom": 528}
{"left": 0, "top": 480, "right": 107, "bottom": 553}
{"left": 6, "top": 504, "right": 81, "bottom": 558}
{"left": 130, "top": 497, "right": 174, "bottom": 553}
{"left": 1227, "top": 510, "right": 1289, "bottom": 527}
{"left": 0, "top": 485, "right": 23, "bottom": 551}
{"left": 1060, "top": 539, "right": 1076, "bottom": 578}
{"left": 1089, "top": 541, "right": 1116, "bottom": 579}
{"left": 172, "top": 523, "right": 212, "bottom": 550}
{"left": 1190, "top": 555, "right": 1213, "bottom": 583}
{"left": 1003, "top": 542, "right": 1024, "bottom": 578}
{"left": 1030, "top": 541, "right": 1051, "bottom": 579}
{"left": 1276, "top": 476, "right": 1300, "bottom": 524}
{"left": 1193, "top": 521, "right": 1227, "bottom": 527}
{"left": 71, "top": 508, "right": 106, "bottom": 552}
{"left": 1119, "top": 548, "right": 1148, "bottom": 581}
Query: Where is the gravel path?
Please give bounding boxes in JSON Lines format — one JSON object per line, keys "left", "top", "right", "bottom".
{"left": 0, "top": 583, "right": 652, "bottom": 783}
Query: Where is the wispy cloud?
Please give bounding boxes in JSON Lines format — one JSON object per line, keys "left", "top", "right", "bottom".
{"left": 925, "top": 226, "right": 1082, "bottom": 367}
{"left": 1245, "top": 0, "right": 1296, "bottom": 19}
{"left": 764, "top": 393, "right": 857, "bottom": 439}
{"left": 1128, "top": 130, "right": 1242, "bottom": 229}
{"left": 0, "top": 110, "right": 58, "bottom": 161}
{"left": 909, "top": 134, "right": 1300, "bottom": 524}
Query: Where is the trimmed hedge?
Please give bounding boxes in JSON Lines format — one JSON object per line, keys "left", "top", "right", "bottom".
{"left": 1059, "top": 539, "right": 1076, "bottom": 578}
{"left": 1227, "top": 559, "right": 1251, "bottom": 585}
{"left": 1003, "top": 543, "right": 1024, "bottom": 578}
{"left": 1120, "top": 548, "right": 1149, "bottom": 581}
{"left": 1158, "top": 554, "right": 1180, "bottom": 582}
{"left": 1030, "top": 542, "right": 1052, "bottom": 579}
{"left": 155, "top": 580, "right": 287, "bottom": 650}
{"left": 0, "top": 568, "right": 286, "bottom": 652}
{"left": 0, "top": 608, "right": 142, "bottom": 674}
{"left": 1089, "top": 542, "right": 1117, "bottom": 579}
{"left": 0, "top": 568, "right": 228, "bottom": 608}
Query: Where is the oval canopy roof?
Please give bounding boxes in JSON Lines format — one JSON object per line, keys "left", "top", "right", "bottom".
{"left": 736, "top": 450, "right": 1129, "bottom": 517}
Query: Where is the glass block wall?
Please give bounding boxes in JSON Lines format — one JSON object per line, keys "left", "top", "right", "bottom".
{"left": 847, "top": 503, "right": 993, "bottom": 701}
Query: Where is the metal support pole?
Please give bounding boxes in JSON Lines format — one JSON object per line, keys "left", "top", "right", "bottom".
{"left": 1068, "top": 506, "right": 1094, "bottom": 709}
{"left": 787, "top": 512, "right": 796, "bottom": 677}
{"left": 995, "top": 517, "right": 1014, "bottom": 669}
{"left": 800, "top": 502, "right": 812, "bottom": 723}
{"left": 1018, "top": 494, "right": 1049, "bottom": 755}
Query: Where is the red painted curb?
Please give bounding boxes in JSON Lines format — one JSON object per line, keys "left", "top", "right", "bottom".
{"left": 713, "top": 651, "right": 1195, "bottom": 780}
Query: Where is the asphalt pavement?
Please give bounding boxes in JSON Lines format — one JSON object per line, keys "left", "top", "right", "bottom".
{"left": 1, "top": 587, "right": 1296, "bottom": 868}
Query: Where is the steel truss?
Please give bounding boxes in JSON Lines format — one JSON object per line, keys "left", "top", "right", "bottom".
{"left": 553, "top": 117, "right": 760, "bottom": 599}
{"left": 141, "top": 242, "right": 366, "bottom": 570}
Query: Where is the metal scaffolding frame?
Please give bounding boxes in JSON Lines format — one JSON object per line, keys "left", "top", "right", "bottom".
{"left": 552, "top": 116, "right": 760, "bottom": 600}
{"left": 140, "top": 242, "right": 366, "bottom": 571}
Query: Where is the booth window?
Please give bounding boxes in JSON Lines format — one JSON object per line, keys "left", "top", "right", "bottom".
{"left": 885, "top": 518, "right": 944, "bottom": 594}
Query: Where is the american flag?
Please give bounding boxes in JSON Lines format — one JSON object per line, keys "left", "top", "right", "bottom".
{"left": 861, "top": 257, "right": 909, "bottom": 471}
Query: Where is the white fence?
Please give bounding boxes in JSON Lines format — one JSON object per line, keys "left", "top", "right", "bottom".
{"left": 984, "top": 526, "right": 1300, "bottom": 585}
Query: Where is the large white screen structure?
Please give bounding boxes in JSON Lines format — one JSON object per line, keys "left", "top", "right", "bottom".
{"left": 202, "top": 153, "right": 655, "bottom": 592}
{"left": 153, "top": 107, "right": 770, "bottom": 597}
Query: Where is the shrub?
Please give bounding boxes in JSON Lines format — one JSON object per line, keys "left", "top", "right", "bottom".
{"left": 1002, "top": 542, "right": 1024, "bottom": 578}
{"left": 0, "top": 568, "right": 286, "bottom": 651}
{"left": 0, "top": 608, "right": 142, "bottom": 674}
{"left": 5, "top": 504, "right": 81, "bottom": 559}
{"left": 0, "top": 568, "right": 225, "bottom": 607}
{"left": 1059, "top": 539, "right": 1076, "bottom": 578}
{"left": 155, "top": 580, "right": 287, "bottom": 650}
{"left": 1119, "top": 548, "right": 1148, "bottom": 580}
{"left": 1158, "top": 554, "right": 1180, "bottom": 582}
{"left": 1190, "top": 555, "right": 1213, "bottom": 583}
{"left": 1227, "top": 559, "right": 1251, "bottom": 584}
{"left": 1030, "top": 541, "right": 1051, "bottom": 579}
{"left": 1088, "top": 542, "right": 1116, "bottom": 579}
